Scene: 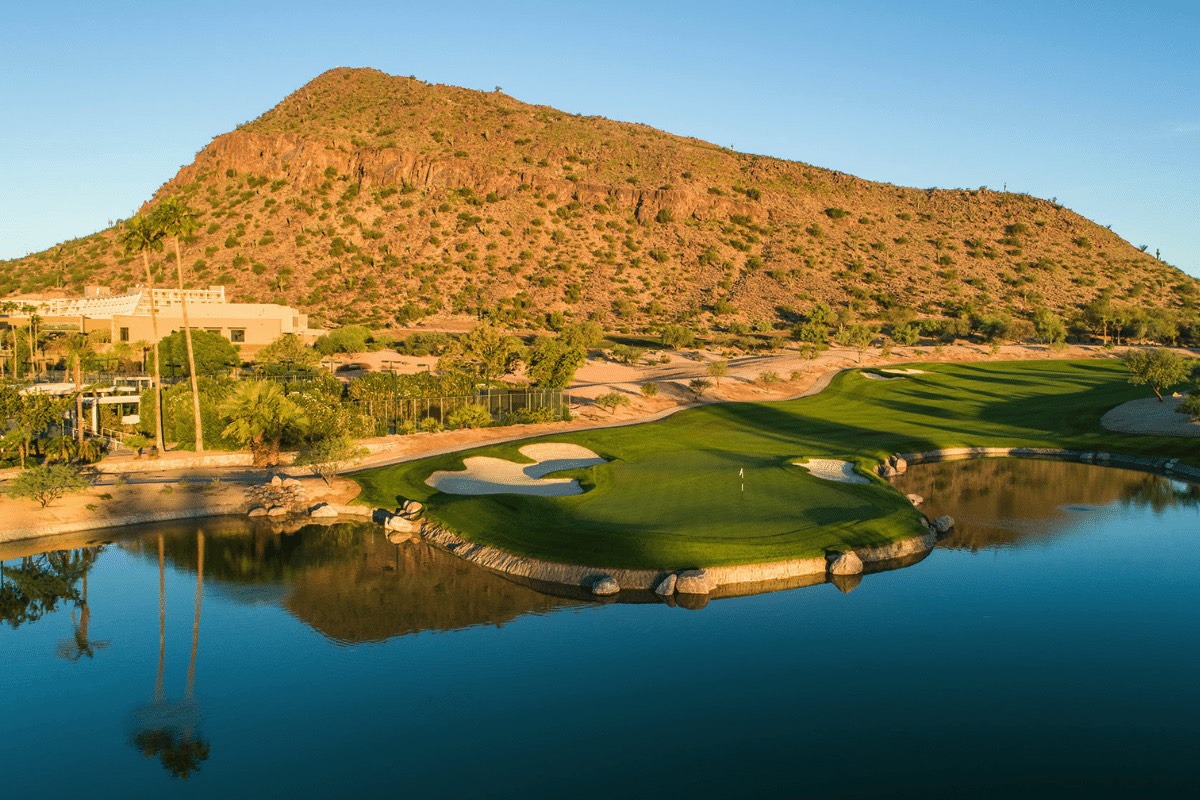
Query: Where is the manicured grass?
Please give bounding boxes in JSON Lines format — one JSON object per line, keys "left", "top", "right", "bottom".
{"left": 353, "top": 360, "right": 1200, "bottom": 569}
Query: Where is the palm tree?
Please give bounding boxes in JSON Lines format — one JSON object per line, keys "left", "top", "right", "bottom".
{"left": 153, "top": 198, "right": 205, "bottom": 452}
{"left": 118, "top": 215, "right": 166, "bottom": 453}
{"left": 219, "top": 381, "right": 306, "bottom": 466}
{"left": 60, "top": 333, "right": 93, "bottom": 444}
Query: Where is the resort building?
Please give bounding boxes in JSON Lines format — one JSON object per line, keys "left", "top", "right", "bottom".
{"left": 0, "top": 285, "right": 320, "bottom": 347}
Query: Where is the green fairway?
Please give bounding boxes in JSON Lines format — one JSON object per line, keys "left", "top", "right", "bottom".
{"left": 352, "top": 359, "right": 1200, "bottom": 569}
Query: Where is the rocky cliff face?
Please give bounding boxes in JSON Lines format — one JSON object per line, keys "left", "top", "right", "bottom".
{"left": 5, "top": 67, "right": 1194, "bottom": 334}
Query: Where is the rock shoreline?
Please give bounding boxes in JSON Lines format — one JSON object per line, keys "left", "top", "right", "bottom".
{"left": 415, "top": 521, "right": 938, "bottom": 599}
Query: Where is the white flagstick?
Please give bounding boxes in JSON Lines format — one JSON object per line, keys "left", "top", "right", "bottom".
{"left": 739, "top": 467, "right": 744, "bottom": 493}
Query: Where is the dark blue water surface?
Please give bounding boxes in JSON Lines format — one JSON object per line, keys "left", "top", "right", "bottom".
{"left": 2, "top": 459, "right": 1198, "bottom": 798}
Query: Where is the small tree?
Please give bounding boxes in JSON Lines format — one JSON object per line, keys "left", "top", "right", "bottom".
{"left": 594, "top": 392, "right": 631, "bottom": 414}
{"left": 835, "top": 325, "right": 875, "bottom": 363}
{"left": 1123, "top": 348, "right": 1191, "bottom": 401}
{"left": 707, "top": 360, "right": 728, "bottom": 386}
{"left": 294, "top": 435, "right": 367, "bottom": 485}
{"left": 6, "top": 464, "right": 90, "bottom": 508}
{"left": 689, "top": 378, "right": 713, "bottom": 397}
{"left": 1178, "top": 394, "right": 1200, "bottom": 421}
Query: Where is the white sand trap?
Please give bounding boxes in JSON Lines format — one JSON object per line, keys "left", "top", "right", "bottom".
{"left": 1101, "top": 395, "right": 1200, "bottom": 438}
{"left": 862, "top": 372, "right": 898, "bottom": 381}
{"left": 879, "top": 368, "right": 928, "bottom": 375}
{"left": 427, "top": 443, "right": 609, "bottom": 496}
{"left": 794, "top": 459, "right": 871, "bottom": 485}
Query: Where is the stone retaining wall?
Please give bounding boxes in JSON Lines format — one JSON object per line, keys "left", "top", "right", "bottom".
{"left": 418, "top": 522, "right": 936, "bottom": 595}
{"left": 0, "top": 503, "right": 245, "bottom": 545}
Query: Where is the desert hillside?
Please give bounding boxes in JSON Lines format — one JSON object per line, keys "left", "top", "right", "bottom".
{"left": 5, "top": 67, "right": 1195, "bottom": 337}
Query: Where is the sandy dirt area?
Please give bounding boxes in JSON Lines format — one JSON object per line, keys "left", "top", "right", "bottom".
{"left": 1100, "top": 395, "right": 1200, "bottom": 438}
{"left": 795, "top": 459, "right": 871, "bottom": 485}
{"left": 427, "top": 443, "right": 607, "bottom": 496}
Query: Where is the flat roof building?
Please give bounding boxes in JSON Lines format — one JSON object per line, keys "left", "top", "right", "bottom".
{"left": 1, "top": 285, "right": 321, "bottom": 348}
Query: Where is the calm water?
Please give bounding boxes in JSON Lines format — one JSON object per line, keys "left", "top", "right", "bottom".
{"left": 2, "top": 459, "right": 1198, "bottom": 798}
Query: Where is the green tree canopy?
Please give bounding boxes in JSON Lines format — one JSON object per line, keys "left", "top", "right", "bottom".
{"left": 156, "top": 330, "right": 239, "bottom": 378}
{"left": 526, "top": 336, "right": 586, "bottom": 389}
{"left": 255, "top": 333, "right": 321, "bottom": 371}
{"left": 437, "top": 323, "right": 522, "bottom": 385}
{"left": 315, "top": 325, "right": 372, "bottom": 356}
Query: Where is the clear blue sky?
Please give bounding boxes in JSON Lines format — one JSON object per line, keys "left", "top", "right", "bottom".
{"left": 2, "top": 0, "right": 1196, "bottom": 275}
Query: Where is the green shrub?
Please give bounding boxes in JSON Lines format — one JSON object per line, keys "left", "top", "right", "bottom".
{"left": 640, "top": 382, "right": 658, "bottom": 397}
{"left": 447, "top": 404, "right": 492, "bottom": 430}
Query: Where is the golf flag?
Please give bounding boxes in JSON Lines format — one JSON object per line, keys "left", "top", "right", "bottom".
{"left": 739, "top": 467, "right": 744, "bottom": 479}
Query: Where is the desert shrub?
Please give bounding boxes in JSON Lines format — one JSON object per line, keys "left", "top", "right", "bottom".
{"left": 640, "top": 382, "right": 658, "bottom": 397}
{"left": 418, "top": 417, "right": 443, "bottom": 433}
{"left": 758, "top": 371, "right": 780, "bottom": 384}
{"left": 594, "top": 392, "right": 631, "bottom": 414}
{"left": 6, "top": 464, "right": 90, "bottom": 508}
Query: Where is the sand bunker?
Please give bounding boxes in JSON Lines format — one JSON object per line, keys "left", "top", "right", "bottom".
{"left": 427, "top": 443, "right": 609, "bottom": 496}
{"left": 862, "top": 372, "right": 898, "bottom": 381}
{"left": 879, "top": 368, "right": 928, "bottom": 375}
{"left": 1100, "top": 395, "right": 1200, "bottom": 438}
{"left": 794, "top": 459, "right": 870, "bottom": 485}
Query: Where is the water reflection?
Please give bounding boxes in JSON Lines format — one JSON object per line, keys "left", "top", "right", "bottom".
{"left": 131, "top": 529, "right": 210, "bottom": 780}
{"left": 119, "top": 520, "right": 574, "bottom": 645}
{"left": 1, "top": 546, "right": 102, "bottom": 632}
{"left": 894, "top": 458, "right": 1200, "bottom": 551}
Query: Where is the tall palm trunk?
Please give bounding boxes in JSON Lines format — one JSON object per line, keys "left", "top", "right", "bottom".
{"left": 74, "top": 354, "right": 84, "bottom": 445}
{"left": 141, "top": 253, "right": 166, "bottom": 453}
{"left": 157, "top": 534, "right": 166, "bottom": 703}
{"left": 173, "top": 238, "right": 204, "bottom": 452}
{"left": 187, "top": 530, "right": 204, "bottom": 701}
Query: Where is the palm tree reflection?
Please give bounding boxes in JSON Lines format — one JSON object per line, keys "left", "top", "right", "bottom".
{"left": 132, "top": 529, "right": 210, "bottom": 780}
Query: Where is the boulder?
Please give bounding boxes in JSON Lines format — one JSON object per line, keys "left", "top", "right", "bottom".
{"left": 675, "top": 569, "right": 715, "bottom": 595}
{"left": 654, "top": 573, "right": 678, "bottom": 597}
{"left": 828, "top": 551, "right": 864, "bottom": 576}
{"left": 267, "top": 505, "right": 288, "bottom": 517}
{"left": 309, "top": 504, "right": 339, "bottom": 518}
{"left": 906, "top": 493, "right": 923, "bottom": 506}
{"left": 878, "top": 464, "right": 898, "bottom": 478}
{"left": 403, "top": 500, "right": 424, "bottom": 515}
{"left": 591, "top": 576, "right": 620, "bottom": 596}
{"left": 932, "top": 515, "right": 955, "bottom": 533}
{"left": 270, "top": 475, "right": 283, "bottom": 487}
{"left": 385, "top": 515, "right": 414, "bottom": 533}
{"left": 891, "top": 456, "right": 908, "bottom": 474}
{"left": 283, "top": 477, "right": 303, "bottom": 488}
{"left": 247, "top": 506, "right": 269, "bottom": 518}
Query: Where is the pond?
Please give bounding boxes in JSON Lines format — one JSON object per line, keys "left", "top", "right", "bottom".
{"left": 2, "top": 459, "right": 1198, "bottom": 797}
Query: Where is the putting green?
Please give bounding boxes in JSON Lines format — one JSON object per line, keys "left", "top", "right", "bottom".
{"left": 352, "top": 359, "right": 1200, "bottom": 569}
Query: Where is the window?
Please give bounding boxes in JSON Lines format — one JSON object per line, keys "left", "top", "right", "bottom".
{"left": 119, "top": 327, "right": 130, "bottom": 342}
{"left": 230, "top": 329, "right": 246, "bottom": 343}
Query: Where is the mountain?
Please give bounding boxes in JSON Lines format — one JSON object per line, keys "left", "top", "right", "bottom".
{"left": 5, "top": 67, "right": 1196, "bottom": 336}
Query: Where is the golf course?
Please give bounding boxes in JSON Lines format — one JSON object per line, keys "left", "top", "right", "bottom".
{"left": 352, "top": 360, "right": 1200, "bottom": 569}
